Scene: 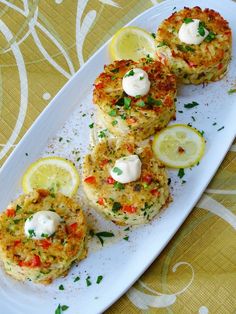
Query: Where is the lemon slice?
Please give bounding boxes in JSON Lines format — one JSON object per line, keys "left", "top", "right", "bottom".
{"left": 109, "top": 26, "right": 156, "bottom": 61}
{"left": 153, "top": 124, "right": 205, "bottom": 168}
{"left": 22, "top": 157, "right": 80, "bottom": 196}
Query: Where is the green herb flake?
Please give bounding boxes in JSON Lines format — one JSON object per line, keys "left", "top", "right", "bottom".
{"left": 183, "top": 17, "right": 193, "bottom": 24}
{"left": 228, "top": 89, "right": 236, "bottom": 94}
{"left": 151, "top": 32, "right": 156, "bottom": 39}
{"left": 112, "top": 120, "right": 118, "bottom": 126}
{"left": 198, "top": 21, "right": 206, "bottom": 37}
{"left": 205, "top": 31, "right": 216, "bottom": 42}
{"left": 139, "top": 76, "right": 144, "bottom": 80}
{"left": 89, "top": 123, "right": 94, "bottom": 129}
{"left": 95, "top": 231, "right": 114, "bottom": 246}
{"left": 147, "top": 96, "right": 162, "bottom": 106}
{"left": 191, "top": 116, "right": 196, "bottom": 121}
{"left": 74, "top": 276, "right": 80, "bottom": 282}
{"left": 178, "top": 168, "right": 185, "bottom": 179}
{"left": 184, "top": 101, "right": 199, "bottom": 109}
{"left": 112, "top": 202, "right": 122, "bottom": 212}
{"left": 124, "top": 227, "right": 130, "bottom": 231}
{"left": 59, "top": 137, "right": 63, "bottom": 142}
{"left": 217, "top": 126, "right": 224, "bottom": 132}
{"left": 137, "top": 100, "right": 145, "bottom": 107}
{"left": 146, "top": 54, "right": 153, "bottom": 63}
{"left": 98, "top": 130, "right": 107, "bottom": 138}
{"left": 212, "top": 122, "right": 217, "bottom": 126}
{"left": 120, "top": 113, "right": 127, "bottom": 120}
{"left": 178, "top": 110, "right": 183, "bottom": 113}
{"left": 114, "top": 182, "right": 125, "bottom": 190}
{"left": 112, "top": 167, "right": 123, "bottom": 175}
{"left": 111, "top": 68, "right": 119, "bottom": 73}
{"left": 177, "top": 44, "right": 195, "bottom": 52}
{"left": 55, "top": 304, "right": 69, "bottom": 314}
{"left": 16, "top": 204, "right": 22, "bottom": 211}
{"left": 123, "top": 236, "right": 129, "bottom": 241}
{"left": 86, "top": 276, "right": 92, "bottom": 287}
{"left": 108, "top": 109, "right": 117, "bottom": 117}
{"left": 199, "top": 130, "right": 205, "bottom": 137}
{"left": 61, "top": 305, "right": 69, "bottom": 311}
{"left": 28, "top": 229, "right": 36, "bottom": 238}
{"left": 59, "top": 284, "right": 64, "bottom": 290}
{"left": 157, "top": 41, "right": 168, "bottom": 48}
{"left": 96, "top": 275, "right": 103, "bottom": 284}
{"left": 41, "top": 233, "right": 49, "bottom": 238}
{"left": 124, "top": 97, "right": 131, "bottom": 110}
{"left": 125, "top": 69, "right": 135, "bottom": 77}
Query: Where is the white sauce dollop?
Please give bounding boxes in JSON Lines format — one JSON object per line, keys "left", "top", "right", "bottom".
{"left": 110, "top": 155, "right": 142, "bottom": 184}
{"left": 24, "top": 210, "right": 61, "bottom": 239}
{"left": 178, "top": 19, "right": 209, "bottom": 45}
{"left": 122, "top": 68, "right": 150, "bottom": 97}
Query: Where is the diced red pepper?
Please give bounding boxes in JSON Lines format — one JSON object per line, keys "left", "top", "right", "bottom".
{"left": 97, "top": 197, "right": 104, "bottom": 206}
{"left": 84, "top": 176, "right": 96, "bottom": 184}
{"left": 6, "top": 208, "right": 15, "bottom": 217}
{"left": 13, "top": 240, "right": 21, "bottom": 247}
{"left": 38, "top": 239, "right": 51, "bottom": 249}
{"left": 150, "top": 188, "right": 160, "bottom": 196}
{"left": 218, "top": 63, "right": 223, "bottom": 70}
{"left": 95, "top": 82, "right": 104, "bottom": 89}
{"left": 142, "top": 174, "right": 153, "bottom": 185}
{"left": 68, "top": 222, "right": 78, "bottom": 234}
{"left": 126, "top": 143, "right": 134, "bottom": 153}
{"left": 37, "top": 189, "right": 50, "bottom": 197}
{"left": 122, "top": 205, "right": 137, "bottom": 214}
{"left": 99, "top": 159, "right": 109, "bottom": 168}
{"left": 19, "top": 255, "right": 41, "bottom": 268}
{"left": 106, "top": 176, "right": 115, "bottom": 184}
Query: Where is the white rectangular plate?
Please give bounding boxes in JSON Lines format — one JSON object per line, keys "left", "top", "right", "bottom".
{"left": 0, "top": 0, "right": 236, "bottom": 313}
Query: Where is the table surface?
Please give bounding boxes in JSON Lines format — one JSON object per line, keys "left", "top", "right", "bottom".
{"left": 0, "top": 1, "right": 235, "bottom": 313}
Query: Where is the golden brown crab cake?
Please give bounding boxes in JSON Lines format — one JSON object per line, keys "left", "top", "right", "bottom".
{"left": 156, "top": 7, "right": 232, "bottom": 84}
{"left": 93, "top": 58, "right": 176, "bottom": 141}
{"left": 0, "top": 190, "right": 87, "bottom": 284}
{"left": 82, "top": 139, "right": 171, "bottom": 225}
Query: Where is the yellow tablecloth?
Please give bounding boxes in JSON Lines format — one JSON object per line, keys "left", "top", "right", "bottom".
{"left": 0, "top": 1, "right": 235, "bottom": 313}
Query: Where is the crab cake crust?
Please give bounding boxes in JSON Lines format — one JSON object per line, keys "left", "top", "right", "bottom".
{"left": 156, "top": 7, "right": 232, "bottom": 84}
{"left": 82, "top": 139, "right": 171, "bottom": 225}
{"left": 93, "top": 59, "right": 176, "bottom": 141}
{"left": 0, "top": 190, "right": 87, "bottom": 284}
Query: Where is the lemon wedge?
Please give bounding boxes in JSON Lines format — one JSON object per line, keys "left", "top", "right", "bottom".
{"left": 22, "top": 157, "right": 80, "bottom": 196}
{"left": 109, "top": 26, "right": 156, "bottom": 61}
{"left": 152, "top": 124, "right": 205, "bottom": 168}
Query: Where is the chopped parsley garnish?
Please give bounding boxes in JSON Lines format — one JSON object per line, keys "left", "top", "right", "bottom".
{"left": 114, "top": 182, "right": 125, "bottom": 190}
{"left": 124, "top": 227, "right": 130, "bottom": 231}
{"left": 59, "top": 137, "right": 63, "bottom": 142}
{"left": 112, "top": 120, "right": 118, "bottom": 126}
{"left": 120, "top": 113, "right": 127, "bottom": 120}
{"left": 157, "top": 41, "right": 168, "bottom": 47}
{"left": 96, "top": 275, "right": 103, "bottom": 284}
{"left": 199, "top": 130, "right": 205, "bottom": 137}
{"left": 112, "top": 202, "right": 122, "bottom": 212}
{"left": 137, "top": 100, "right": 145, "bottom": 107}
{"left": 86, "top": 276, "right": 92, "bottom": 286}
{"left": 108, "top": 109, "right": 117, "bottom": 117}
{"left": 151, "top": 32, "right": 156, "bottom": 39}
{"left": 112, "top": 167, "right": 122, "bottom": 175}
{"left": 123, "top": 236, "right": 129, "bottom": 241}
{"left": 89, "top": 123, "right": 94, "bottom": 129}
{"left": 217, "top": 126, "right": 224, "bottom": 131}
{"left": 178, "top": 168, "right": 185, "bottom": 179}
{"left": 98, "top": 130, "right": 107, "bottom": 138}
{"left": 74, "top": 276, "right": 80, "bottom": 282}
{"left": 125, "top": 69, "right": 135, "bottom": 77}
{"left": 184, "top": 101, "right": 199, "bottom": 109}
{"left": 177, "top": 44, "right": 195, "bottom": 52}
{"left": 147, "top": 96, "right": 162, "bottom": 106}
{"left": 228, "top": 89, "right": 236, "bottom": 94}
{"left": 178, "top": 110, "right": 183, "bottom": 113}
{"left": 28, "top": 229, "right": 36, "bottom": 238}
{"left": 146, "top": 54, "right": 153, "bottom": 63}
{"left": 111, "top": 68, "right": 119, "bottom": 73}
{"left": 124, "top": 97, "right": 131, "bottom": 110}
{"left": 191, "top": 116, "right": 196, "bottom": 121}
{"left": 212, "top": 122, "right": 217, "bottom": 126}
{"left": 41, "top": 233, "right": 49, "bottom": 238}
{"left": 55, "top": 304, "right": 69, "bottom": 314}
{"left": 95, "top": 231, "right": 114, "bottom": 246}
{"left": 183, "top": 17, "right": 193, "bottom": 24}
{"left": 139, "top": 76, "right": 144, "bottom": 80}
{"left": 198, "top": 21, "right": 206, "bottom": 37}
{"left": 205, "top": 31, "right": 216, "bottom": 42}
{"left": 16, "top": 204, "right": 22, "bottom": 211}
{"left": 59, "top": 284, "right": 64, "bottom": 290}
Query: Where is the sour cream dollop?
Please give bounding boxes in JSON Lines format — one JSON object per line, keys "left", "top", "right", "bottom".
{"left": 110, "top": 155, "right": 142, "bottom": 184}
{"left": 122, "top": 68, "right": 150, "bottom": 97}
{"left": 24, "top": 210, "right": 61, "bottom": 239}
{"left": 178, "top": 19, "right": 209, "bottom": 45}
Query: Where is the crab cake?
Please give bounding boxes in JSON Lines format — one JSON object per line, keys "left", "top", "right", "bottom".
{"left": 0, "top": 189, "right": 87, "bottom": 284}
{"left": 93, "top": 58, "right": 176, "bottom": 141}
{"left": 82, "top": 139, "right": 171, "bottom": 225}
{"left": 156, "top": 7, "right": 232, "bottom": 84}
